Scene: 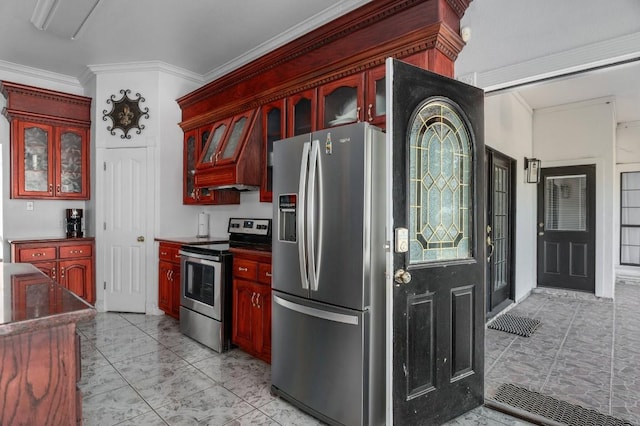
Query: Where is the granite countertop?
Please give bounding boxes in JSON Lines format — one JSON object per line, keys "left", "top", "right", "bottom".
{"left": 0, "top": 263, "right": 95, "bottom": 337}
{"left": 155, "top": 235, "right": 229, "bottom": 245}
{"left": 7, "top": 236, "right": 95, "bottom": 244}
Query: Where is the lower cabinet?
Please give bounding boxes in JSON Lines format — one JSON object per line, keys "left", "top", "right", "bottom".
{"left": 158, "top": 242, "right": 182, "bottom": 319}
{"left": 231, "top": 249, "right": 271, "bottom": 363}
{"left": 10, "top": 238, "right": 95, "bottom": 304}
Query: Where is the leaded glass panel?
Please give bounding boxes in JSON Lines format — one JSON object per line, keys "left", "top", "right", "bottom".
{"left": 23, "top": 126, "right": 49, "bottom": 192}
{"left": 59, "top": 130, "right": 83, "bottom": 194}
{"left": 409, "top": 99, "right": 472, "bottom": 263}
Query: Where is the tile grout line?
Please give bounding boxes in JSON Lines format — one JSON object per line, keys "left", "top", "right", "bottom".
{"left": 540, "top": 299, "right": 582, "bottom": 392}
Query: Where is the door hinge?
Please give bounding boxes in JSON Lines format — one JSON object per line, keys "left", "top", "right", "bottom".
{"left": 103, "top": 162, "right": 106, "bottom": 171}
{"left": 103, "top": 281, "right": 106, "bottom": 290}
{"left": 103, "top": 222, "right": 106, "bottom": 230}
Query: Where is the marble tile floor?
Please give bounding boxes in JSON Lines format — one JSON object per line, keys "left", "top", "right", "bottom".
{"left": 485, "top": 280, "right": 640, "bottom": 425}
{"left": 78, "top": 311, "right": 528, "bottom": 425}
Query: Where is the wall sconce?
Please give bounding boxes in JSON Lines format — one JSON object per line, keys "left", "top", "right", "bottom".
{"left": 525, "top": 157, "right": 541, "bottom": 183}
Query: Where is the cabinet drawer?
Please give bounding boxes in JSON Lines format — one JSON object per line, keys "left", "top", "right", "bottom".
{"left": 258, "top": 262, "right": 272, "bottom": 285}
{"left": 16, "top": 246, "right": 56, "bottom": 262}
{"left": 159, "top": 244, "right": 181, "bottom": 263}
{"left": 234, "top": 258, "right": 257, "bottom": 281}
{"left": 59, "top": 244, "right": 92, "bottom": 259}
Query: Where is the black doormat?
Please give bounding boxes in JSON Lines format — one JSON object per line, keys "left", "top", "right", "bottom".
{"left": 488, "top": 313, "right": 541, "bottom": 337}
{"left": 494, "top": 383, "right": 634, "bottom": 426}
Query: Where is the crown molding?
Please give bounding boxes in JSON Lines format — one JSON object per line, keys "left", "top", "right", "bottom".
{"left": 0, "top": 59, "right": 83, "bottom": 90}
{"left": 202, "top": 0, "right": 370, "bottom": 83}
{"left": 471, "top": 32, "right": 640, "bottom": 92}
{"left": 85, "top": 61, "right": 203, "bottom": 84}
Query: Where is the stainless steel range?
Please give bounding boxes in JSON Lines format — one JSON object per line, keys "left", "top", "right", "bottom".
{"left": 179, "top": 218, "right": 271, "bottom": 352}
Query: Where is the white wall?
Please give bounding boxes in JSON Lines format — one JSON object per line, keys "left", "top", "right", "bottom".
{"left": 0, "top": 68, "right": 88, "bottom": 258}
{"left": 533, "top": 98, "right": 616, "bottom": 298}
{"left": 484, "top": 92, "right": 536, "bottom": 302}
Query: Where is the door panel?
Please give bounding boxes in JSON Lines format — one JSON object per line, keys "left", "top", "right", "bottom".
{"left": 272, "top": 134, "right": 311, "bottom": 299}
{"left": 102, "top": 148, "right": 147, "bottom": 312}
{"left": 388, "top": 58, "right": 485, "bottom": 425}
{"left": 537, "top": 165, "right": 595, "bottom": 292}
{"left": 271, "top": 292, "right": 366, "bottom": 426}
{"left": 486, "top": 150, "right": 515, "bottom": 317}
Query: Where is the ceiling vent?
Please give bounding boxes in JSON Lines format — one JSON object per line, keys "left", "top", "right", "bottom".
{"left": 30, "top": 0, "right": 102, "bottom": 40}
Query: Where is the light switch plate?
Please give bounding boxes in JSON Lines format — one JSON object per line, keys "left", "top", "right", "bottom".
{"left": 26, "top": 201, "right": 34, "bottom": 211}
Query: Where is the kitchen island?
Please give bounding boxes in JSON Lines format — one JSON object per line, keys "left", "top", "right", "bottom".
{"left": 0, "top": 262, "right": 95, "bottom": 425}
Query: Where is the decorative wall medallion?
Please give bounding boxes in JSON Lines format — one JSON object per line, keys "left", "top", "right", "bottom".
{"left": 102, "top": 89, "right": 149, "bottom": 139}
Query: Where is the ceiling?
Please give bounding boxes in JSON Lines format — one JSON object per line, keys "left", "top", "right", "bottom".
{"left": 494, "top": 59, "right": 640, "bottom": 124}
{"left": 0, "top": 0, "right": 638, "bottom": 124}
{"left": 0, "top": 0, "right": 369, "bottom": 80}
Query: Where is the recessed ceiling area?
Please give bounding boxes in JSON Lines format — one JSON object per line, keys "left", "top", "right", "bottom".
{"left": 497, "top": 60, "right": 640, "bottom": 124}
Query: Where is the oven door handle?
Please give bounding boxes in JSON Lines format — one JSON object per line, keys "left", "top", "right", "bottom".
{"left": 179, "top": 250, "right": 222, "bottom": 263}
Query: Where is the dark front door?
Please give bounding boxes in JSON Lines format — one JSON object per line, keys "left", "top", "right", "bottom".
{"left": 388, "top": 58, "right": 485, "bottom": 425}
{"left": 537, "top": 164, "right": 596, "bottom": 292}
{"left": 486, "top": 149, "right": 515, "bottom": 318}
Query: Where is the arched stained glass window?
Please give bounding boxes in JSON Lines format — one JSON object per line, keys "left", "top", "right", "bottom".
{"left": 408, "top": 99, "right": 472, "bottom": 263}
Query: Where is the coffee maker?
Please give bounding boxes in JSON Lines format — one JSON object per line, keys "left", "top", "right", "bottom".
{"left": 66, "top": 209, "right": 83, "bottom": 238}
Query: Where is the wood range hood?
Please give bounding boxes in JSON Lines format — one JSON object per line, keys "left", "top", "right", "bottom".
{"left": 193, "top": 107, "right": 262, "bottom": 191}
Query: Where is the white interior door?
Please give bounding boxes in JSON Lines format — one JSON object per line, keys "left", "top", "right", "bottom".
{"left": 102, "top": 147, "right": 147, "bottom": 312}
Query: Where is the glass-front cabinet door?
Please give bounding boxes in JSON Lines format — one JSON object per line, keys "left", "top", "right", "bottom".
{"left": 318, "top": 74, "right": 364, "bottom": 129}
{"left": 366, "top": 66, "right": 386, "bottom": 127}
{"left": 56, "top": 126, "right": 89, "bottom": 198}
{"left": 17, "top": 121, "right": 53, "bottom": 197}
{"left": 261, "top": 99, "right": 286, "bottom": 202}
{"left": 287, "top": 89, "right": 316, "bottom": 136}
{"left": 14, "top": 121, "right": 89, "bottom": 199}
{"left": 184, "top": 125, "right": 216, "bottom": 204}
{"left": 198, "top": 119, "right": 230, "bottom": 167}
{"left": 218, "top": 110, "right": 256, "bottom": 163}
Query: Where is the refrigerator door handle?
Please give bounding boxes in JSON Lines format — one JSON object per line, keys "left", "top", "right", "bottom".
{"left": 298, "top": 142, "right": 311, "bottom": 290}
{"left": 274, "top": 295, "right": 359, "bottom": 325}
{"left": 307, "top": 139, "right": 323, "bottom": 292}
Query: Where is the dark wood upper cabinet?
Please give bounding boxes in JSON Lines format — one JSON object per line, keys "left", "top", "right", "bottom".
{"left": 194, "top": 108, "right": 262, "bottom": 191}
{"left": 1, "top": 81, "right": 91, "bottom": 200}
{"left": 287, "top": 89, "right": 316, "bottom": 136}
{"left": 184, "top": 124, "right": 239, "bottom": 205}
{"left": 177, "top": 0, "right": 471, "bottom": 202}
{"left": 318, "top": 74, "right": 365, "bottom": 129}
{"left": 365, "top": 65, "right": 387, "bottom": 127}
{"left": 261, "top": 99, "right": 286, "bottom": 202}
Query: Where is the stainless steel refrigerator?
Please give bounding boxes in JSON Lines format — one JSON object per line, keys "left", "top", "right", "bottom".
{"left": 271, "top": 122, "right": 386, "bottom": 426}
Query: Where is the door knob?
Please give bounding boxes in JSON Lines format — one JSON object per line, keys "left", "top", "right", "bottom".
{"left": 394, "top": 269, "right": 412, "bottom": 284}
{"left": 137, "top": 236, "right": 145, "bottom": 242}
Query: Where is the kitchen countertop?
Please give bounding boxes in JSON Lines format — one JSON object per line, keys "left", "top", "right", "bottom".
{"left": 155, "top": 236, "right": 229, "bottom": 245}
{"left": 7, "top": 236, "right": 95, "bottom": 243}
{"left": 0, "top": 263, "right": 95, "bottom": 337}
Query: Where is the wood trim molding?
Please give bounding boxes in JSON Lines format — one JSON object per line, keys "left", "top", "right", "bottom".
{"left": 1, "top": 81, "right": 92, "bottom": 124}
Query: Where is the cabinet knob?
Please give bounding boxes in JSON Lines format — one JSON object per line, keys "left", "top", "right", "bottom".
{"left": 48, "top": 184, "right": 53, "bottom": 194}
{"left": 356, "top": 106, "right": 361, "bottom": 122}
{"left": 256, "top": 293, "right": 261, "bottom": 309}
{"left": 266, "top": 272, "right": 272, "bottom": 277}
{"left": 367, "top": 104, "right": 373, "bottom": 122}
{"left": 238, "top": 267, "right": 248, "bottom": 272}
{"left": 251, "top": 292, "right": 256, "bottom": 307}
{"left": 56, "top": 184, "right": 61, "bottom": 193}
